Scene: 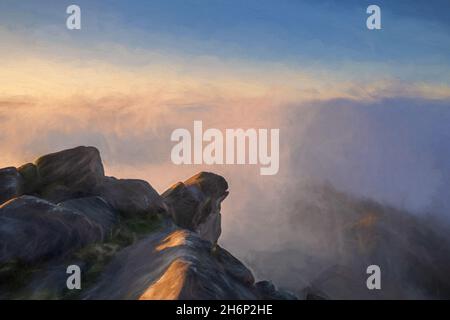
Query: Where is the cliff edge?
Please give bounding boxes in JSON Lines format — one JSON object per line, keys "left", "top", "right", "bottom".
{"left": 0, "top": 146, "right": 295, "bottom": 300}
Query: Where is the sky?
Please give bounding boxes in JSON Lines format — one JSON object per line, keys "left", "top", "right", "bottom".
{"left": 1, "top": 0, "right": 450, "bottom": 82}
{"left": 1, "top": 1, "right": 450, "bottom": 61}
{"left": 1, "top": 1, "right": 450, "bottom": 257}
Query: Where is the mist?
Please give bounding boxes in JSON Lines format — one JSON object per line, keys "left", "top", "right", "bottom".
{"left": 1, "top": 93, "right": 450, "bottom": 298}
{"left": 219, "top": 96, "right": 450, "bottom": 299}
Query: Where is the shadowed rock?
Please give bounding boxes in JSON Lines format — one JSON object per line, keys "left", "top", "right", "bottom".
{"left": 96, "top": 177, "right": 164, "bottom": 217}
{"left": 17, "top": 163, "right": 39, "bottom": 194}
{"left": 35, "top": 146, "right": 105, "bottom": 202}
{"left": 162, "top": 172, "right": 228, "bottom": 244}
{"left": 0, "top": 196, "right": 111, "bottom": 264}
{"left": 0, "top": 167, "right": 24, "bottom": 206}
{"left": 59, "top": 196, "right": 118, "bottom": 234}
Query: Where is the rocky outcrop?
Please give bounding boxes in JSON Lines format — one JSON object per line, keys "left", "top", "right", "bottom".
{"left": 162, "top": 172, "right": 229, "bottom": 245}
{"left": 0, "top": 146, "right": 163, "bottom": 213}
{"left": 84, "top": 229, "right": 292, "bottom": 300}
{"left": 0, "top": 146, "right": 163, "bottom": 268}
{"left": 0, "top": 146, "right": 294, "bottom": 300}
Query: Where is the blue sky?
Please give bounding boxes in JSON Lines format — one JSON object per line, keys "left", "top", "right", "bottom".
{"left": 1, "top": 0, "right": 449, "bottom": 71}
{"left": 1, "top": 0, "right": 449, "bottom": 93}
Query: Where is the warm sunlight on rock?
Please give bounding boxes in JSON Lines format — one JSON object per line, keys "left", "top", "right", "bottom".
{"left": 139, "top": 260, "right": 190, "bottom": 300}
{"left": 155, "top": 230, "right": 188, "bottom": 252}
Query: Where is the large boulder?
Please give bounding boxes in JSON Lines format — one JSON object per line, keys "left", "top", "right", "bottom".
{"left": 0, "top": 196, "right": 110, "bottom": 264}
{"left": 0, "top": 167, "right": 24, "bottom": 206}
{"left": 5, "top": 146, "right": 164, "bottom": 217}
{"left": 34, "top": 146, "right": 105, "bottom": 202}
{"left": 96, "top": 177, "right": 163, "bottom": 217}
{"left": 162, "top": 172, "right": 228, "bottom": 244}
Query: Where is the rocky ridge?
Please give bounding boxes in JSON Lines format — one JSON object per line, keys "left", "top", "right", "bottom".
{"left": 0, "top": 146, "right": 295, "bottom": 300}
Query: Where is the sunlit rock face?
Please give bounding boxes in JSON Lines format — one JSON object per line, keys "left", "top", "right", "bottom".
{"left": 84, "top": 229, "right": 257, "bottom": 299}
{"left": 84, "top": 228, "right": 294, "bottom": 300}
{"left": 0, "top": 146, "right": 294, "bottom": 300}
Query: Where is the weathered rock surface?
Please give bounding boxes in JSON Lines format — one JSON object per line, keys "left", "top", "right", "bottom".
{"left": 0, "top": 167, "right": 24, "bottom": 205}
{"left": 96, "top": 177, "right": 163, "bottom": 217}
{"left": 83, "top": 228, "right": 292, "bottom": 300}
{"left": 2, "top": 147, "right": 162, "bottom": 218}
{"left": 59, "top": 197, "right": 118, "bottom": 236}
{"left": 0, "top": 146, "right": 294, "bottom": 300}
{"left": 34, "top": 146, "right": 105, "bottom": 202}
{"left": 162, "top": 172, "right": 228, "bottom": 244}
{"left": 0, "top": 196, "right": 111, "bottom": 264}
